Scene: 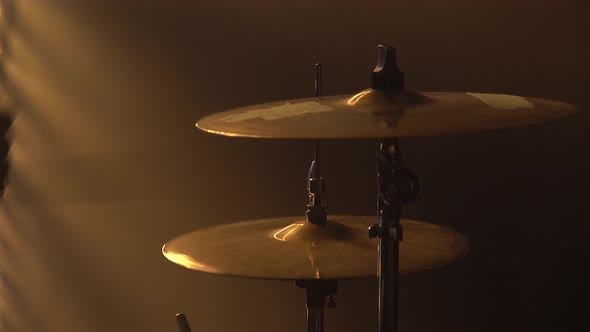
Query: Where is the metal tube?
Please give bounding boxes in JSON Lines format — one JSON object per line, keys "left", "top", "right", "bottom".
{"left": 314, "top": 139, "right": 320, "bottom": 179}
{"left": 296, "top": 279, "right": 335, "bottom": 332}
{"left": 314, "top": 63, "right": 321, "bottom": 180}
{"left": 315, "top": 63, "right": 322, "bottom": 97}
{"left": 307, "top": 307, "right": 324, "bottom": 332}
{"left": 377, "top": 138, "right": 402, "bottom": 332}
{"left": 377, "top": 206, "right": 401, "bottom": 332}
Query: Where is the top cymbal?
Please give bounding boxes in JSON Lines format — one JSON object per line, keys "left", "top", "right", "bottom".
{"left": 196, "top": 89, "right": 577, "bottom": 138}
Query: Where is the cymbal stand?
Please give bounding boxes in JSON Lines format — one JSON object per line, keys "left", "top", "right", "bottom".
{"left": 369, "top": 139, "right": 419, "bottom": 332}
{"left": 306, "top": 63, "right": 327, "bottom": 226}
{"left": 299, "top": 63, "right": 334, "bottom": 332}
{"left": 295, "top": 279, "right": 337, "bottom": 332}
{"left": 367, "top": 45, "right": 419, "bottom": 332}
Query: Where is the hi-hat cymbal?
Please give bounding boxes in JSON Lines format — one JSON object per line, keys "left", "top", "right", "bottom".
{"left": 196, "top": 89, "right": 576, "bottom": 138}
{"left": 162, "top": 215, "right": 469, "bottom": 280}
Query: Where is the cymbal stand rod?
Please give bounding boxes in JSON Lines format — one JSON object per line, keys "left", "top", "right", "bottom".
{"left": 295, "top": 280, "right": 337, "bottom": 332}
{"left": 314, "top": 62, "right": 321, "bottom": 181}
{"left": 306, "top": 63, "right": 327, "bottom": 225}
{"left": 370, "top": 138, "right": 419, "bottom": 332}
{"left": 307, "top": 307, "right": 324, "bottom": 332}
{"left": 377, "top": 138, "right": 401, "bottom": 332}
{"left": 314, "top": 62, "right": 321, "bottom": 183}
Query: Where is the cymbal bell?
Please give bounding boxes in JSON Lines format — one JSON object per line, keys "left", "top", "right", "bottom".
{"left": 162, "top": 215, "right": 469, "bottom": 280}
{"left": 196, "top": 89, "right": 576, "bottom": 138}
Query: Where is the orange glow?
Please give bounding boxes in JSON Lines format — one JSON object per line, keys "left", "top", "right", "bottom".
{"left": 162, "top": 247, "right": 205, "bottom": 270}
{"left": 346, "top": 90, "right": 372, "bottom": 105}
{"left": 272, "top": 223, "right": 304, "bottom": 241}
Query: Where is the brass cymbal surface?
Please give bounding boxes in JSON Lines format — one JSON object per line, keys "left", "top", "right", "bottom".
{"left": 162, "top": 215, "right": 469, "bottom": 280}
{"left": 196, "top": 90, "right": 576, "bottom": 138}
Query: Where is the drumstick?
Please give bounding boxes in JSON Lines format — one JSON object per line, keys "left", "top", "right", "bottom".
{"left": 175, "top": 313, "right": 192, "bottom": 332}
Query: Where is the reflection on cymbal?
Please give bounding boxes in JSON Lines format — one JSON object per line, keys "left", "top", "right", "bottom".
{"left": 196, "top": 89, "right": 576, "bottom": 138}
{"left": 162, "top": 215, "right": 469, "bottom": 280}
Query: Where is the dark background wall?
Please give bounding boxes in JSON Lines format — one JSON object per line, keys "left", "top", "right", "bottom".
{"left": 0, "top": 0, "right": 588, "bottom": 331}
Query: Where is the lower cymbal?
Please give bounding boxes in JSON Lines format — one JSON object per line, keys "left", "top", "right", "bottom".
{"left": 162, "top": 215, "right": 469, "bottom": 280}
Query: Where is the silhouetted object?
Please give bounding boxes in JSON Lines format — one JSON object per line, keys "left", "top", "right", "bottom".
{"left": 0, "top": 112, "right": 13, "bottom": 195}
{"left": 175, "top": 313, "right": 192, "bottom": 332}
